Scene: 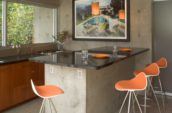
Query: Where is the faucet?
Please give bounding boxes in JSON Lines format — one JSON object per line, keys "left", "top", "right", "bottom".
{"left": 11, "top": 44, "right": 22, "bottom": 57}
{"left": 16, "top": 45, "right": 22, "bottom": 57}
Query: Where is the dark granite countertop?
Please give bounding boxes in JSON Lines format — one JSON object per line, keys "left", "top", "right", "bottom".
{"left": 0, "top": 54, "right": 46, "bottom": 65}
{"left": 0, "top": 48, "right": 62, "bottom": 65}
{"left": 29, "top": 47, "right": 149, "bottom": 70}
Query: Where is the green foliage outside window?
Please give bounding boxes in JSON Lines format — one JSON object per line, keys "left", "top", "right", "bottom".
{"left": 7, "top": 3, "right": 34, "bottom": 46}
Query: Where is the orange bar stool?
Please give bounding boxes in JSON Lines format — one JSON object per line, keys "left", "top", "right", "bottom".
{"left": 134, "top": 63, "right": 161, "bottom": 113}
{"left": 156, "top": 57, "right": 167, "bottom": 69}
{"left": 155, "top": 58, "right": 168, "bottom": 93}
{"left": 155, "top": 57, "right": 168, "bottom": 109}
{"left": 31, "top": 80, "right": 64, "bottom": 113}
{"left": 115, "top": 72, "right": 147, "bottom": 113}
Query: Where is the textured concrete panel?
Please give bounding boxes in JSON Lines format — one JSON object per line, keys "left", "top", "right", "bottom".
{"left": 86, "top": 57, "right": 135, "bottom": 113}
{"left": 44, "top": 57, "right": 135, "bottom": 113}
{"left": 45, "top": 65, "right": 86, "bottom": 113}
{"left": 33, "top": 7, "right": 54, "bottom": 43}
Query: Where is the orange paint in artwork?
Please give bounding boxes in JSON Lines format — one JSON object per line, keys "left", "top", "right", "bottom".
{"left": 92, "top": 2, "right": 100, "bottom": 16}
{"left": 119, "top": 9, "right": 125, "bottom": 20}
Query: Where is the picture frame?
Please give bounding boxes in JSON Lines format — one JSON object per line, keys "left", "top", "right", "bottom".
{"left": 73, "top": 0, "right": 130, "bottom": 42}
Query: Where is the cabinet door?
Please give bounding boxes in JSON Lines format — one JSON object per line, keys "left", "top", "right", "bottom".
{"left": 11, "top": 62, "right": 33, "bottom": 105}
{"left": 0, "top": 65, "right": 13, "bottom": 111}
{"left": 24, "top": 62, "right": 44, "bottom": 98}
{"left": 11, "top": 61, "right": 44, "bottom": 105}
{"left": 0, "top": 61, "right": 44, "bottom": 111}
{"left": 27, "top": 62, "right": 44, "bottom": 85}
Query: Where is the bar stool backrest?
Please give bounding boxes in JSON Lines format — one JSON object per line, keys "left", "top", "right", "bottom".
{"left": 144, "top": 63, "right": 160, "bottom": 76}
{"left": 156, "top": 57, "right": 168, "bottom": 68}
{"left": 31, "top": 79, "right": 42, "bottom": 98}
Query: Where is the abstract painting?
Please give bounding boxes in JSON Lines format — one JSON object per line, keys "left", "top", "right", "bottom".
{"left": 73, "top": 0, "right": 130, "bottom": 41}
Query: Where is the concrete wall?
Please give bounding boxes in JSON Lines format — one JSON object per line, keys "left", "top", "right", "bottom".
{"left": 45, "top": 64, "right": 86, "bottom": 113}
{"left": 33, "top": 7, "right": 54, "bottom": 43}
{"left": 59, "top": 0, "right": 153, "bottom": 69}
{"left": 86, "top": 57, "right": 135, "bottom": 113}
{"left": 44, "top": 57, "right": 135, "bottom": 113}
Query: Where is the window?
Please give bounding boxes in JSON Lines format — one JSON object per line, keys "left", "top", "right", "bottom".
{"left": 0, "top": 1, "right": 57, "bottom": 46}
{"left": 0, "top": 2, "right": 2, "bottom": 46}
{"left": 7, "top": 2, "right": 55, "bottom": 46}
{"left": 7, "top": 3, "right": 34, "bottom": 45}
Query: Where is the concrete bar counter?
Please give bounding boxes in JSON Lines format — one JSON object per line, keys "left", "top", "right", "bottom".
{"left": 30, "top": 46, "right": 148, "bottom": 113}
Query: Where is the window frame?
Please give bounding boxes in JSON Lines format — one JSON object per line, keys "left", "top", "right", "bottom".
{"left": 1, "top": 0, "right": 58, "bottom": 46}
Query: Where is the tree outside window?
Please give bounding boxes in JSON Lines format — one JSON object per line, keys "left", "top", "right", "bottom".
{"left": 7, "top": 3, "right": 34, "bottom": 46}
{"left": 0, "top": 1, "right": 55, "bottom": 46}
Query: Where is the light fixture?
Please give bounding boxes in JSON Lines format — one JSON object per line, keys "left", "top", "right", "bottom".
{"left": 91, "top": 2, "right": 100, "bottom": 16}
{"left": 119, "top": 0, "right": 125, "bottom": 20}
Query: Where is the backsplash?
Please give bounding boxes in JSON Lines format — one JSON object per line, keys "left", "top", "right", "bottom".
{"left": 0, "top": 43, "right": 58, "bottom": 58}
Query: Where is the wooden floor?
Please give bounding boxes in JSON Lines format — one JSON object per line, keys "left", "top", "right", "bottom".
{"left": 2, "top": 96, "right": 172, "bottom": 113}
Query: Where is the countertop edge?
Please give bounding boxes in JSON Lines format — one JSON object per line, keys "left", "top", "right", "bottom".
{"left": 29, "top": 48, "right": 149, "bottom": 70}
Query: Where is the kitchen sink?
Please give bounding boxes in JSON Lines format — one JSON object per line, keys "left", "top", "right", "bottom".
{"left": 117, "top": 55, "right": 126, "bottom": 58}
{"left": 40, "top": 51, "right": 63, "bottom": 55}
{"left": 0, "top": 60, "right": 5, "bottom": 63}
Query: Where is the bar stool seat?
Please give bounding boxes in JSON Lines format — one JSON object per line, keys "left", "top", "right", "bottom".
{"left": 156, "top": 57, "right": 167, "bottom": 68}
{"left": 134, "top": 70, "right": 151, "bottom": 76}
{"left": 155, "top": 57, "right": 168, "bottom": 111}
{"left": 115, "top": 74, "right": 147, "bottom": 91}
{"left": 115, "top": 72, "right": 147, "bottom": 113}
{"left": 31, "top": 80, "right": 64, "bottom": 113}
{"left": 36, "top": 85, "right": 64, "bottom": 98}
{"left": 134, "top": 63, "right": 160, "bottom": 77}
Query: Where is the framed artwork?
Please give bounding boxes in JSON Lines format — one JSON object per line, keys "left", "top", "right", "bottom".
{"left": 73, "top": 0, "right": 130, "bottom": 41}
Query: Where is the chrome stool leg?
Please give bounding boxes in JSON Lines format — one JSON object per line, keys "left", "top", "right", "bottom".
{"left": 148, "top": 78, "right": 161, "bottom": 113}
{"left": 119, "top": 91, "right": 143, "bottom": 113}
{"left": 48, "top": 99, "right": 53, "bottom": 113}
{"left": 132, "top": 92, "right": 136, "bottom": 113}
{"left": 127, "top": 92, "right": 132, "bottom": 113}
{"left": 133, "top": 92, "right": 142, "bottom": 113}
{"left": 144, "top": 89, "right": 147, "bottom": 113}
{"left": 39, "top": 99, "right": 45, "bottom": 113}
{"left": 119, "top": 91, "right": 129, "bottom": 113}
{"left": 140, "top": 78, "right": 151, "bottom": 111}
{"left": 49, "top": 99, "right": 58, "bottom": 113}
{"left": 158, "top": 76, "right": 166, "bottom": 111}
{"left": 42, "top": 101, "right": 45, "bottom": 113}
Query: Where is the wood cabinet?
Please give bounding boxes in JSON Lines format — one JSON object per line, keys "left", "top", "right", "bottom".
{"left": 0, "top": 61, "right": 44, "bottom": 111}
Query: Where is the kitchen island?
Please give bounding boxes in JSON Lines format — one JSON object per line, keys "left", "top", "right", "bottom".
{"left": 30, "top": 46, "right": 149, "bottom": 113}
